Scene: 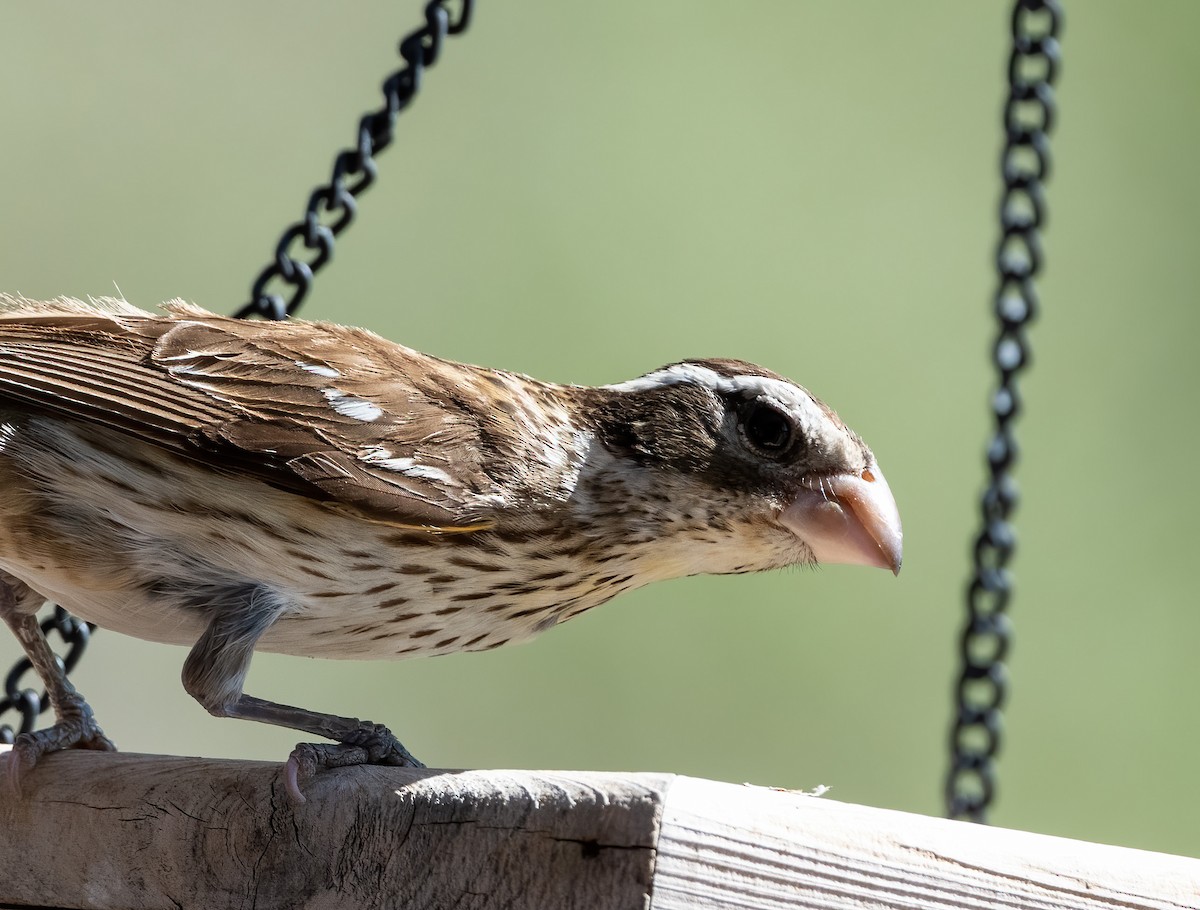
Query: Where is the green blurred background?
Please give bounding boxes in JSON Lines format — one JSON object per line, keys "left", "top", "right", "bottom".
{"left": 2, "top": 2, "right": 1198, "bottom": 857}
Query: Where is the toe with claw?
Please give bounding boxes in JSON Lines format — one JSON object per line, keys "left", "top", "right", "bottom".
{"left": 2, "top": 698, "right": 115, "bottom": 797}
{"left": 283, "top": 723, "right": 424, "bottom": 804}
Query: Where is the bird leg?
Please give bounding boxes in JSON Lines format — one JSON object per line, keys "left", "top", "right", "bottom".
{"left": 181, "top": 582, "right": 423, "bottom": 804}
{"left": 0, "top": 573, "right": 115, "bottom": 796}
{"left": 229, "top": 696, "right": 424, "bottom": 804}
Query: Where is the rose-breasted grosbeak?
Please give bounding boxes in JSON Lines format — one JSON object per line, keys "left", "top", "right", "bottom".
{"left": 0, "top": 296, "right": 901, "bottom": 801}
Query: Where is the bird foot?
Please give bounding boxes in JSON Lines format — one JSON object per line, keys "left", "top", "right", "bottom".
{"left": 1, "top": 695, "right": 115, "bottom": 797}
{"left": 284, "top": 722, "right": 424, "bottom": 804}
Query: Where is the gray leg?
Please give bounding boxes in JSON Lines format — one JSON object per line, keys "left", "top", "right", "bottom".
{"left": 180, "top": 583, "right": 422, "bottom": 804}
{"left": 0, "top": 573, "right": 115, "bottom": 795}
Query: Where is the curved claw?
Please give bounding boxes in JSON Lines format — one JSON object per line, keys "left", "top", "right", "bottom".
{"left": 285, "top": 750, "right": 307, "bottom": 805}
{"left": 285, "top": 742, "right": 367, "bottom": 804}
{"left": 2, "top": 748, "right": 27, "bottom": 798}
{"left": 283, "top": 726, "right": 424, "bottom": 804}
{"left": 1, "top": 717, "right": 115, "bottom": 799}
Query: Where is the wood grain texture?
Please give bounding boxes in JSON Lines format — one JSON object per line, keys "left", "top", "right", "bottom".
{"left": 650, "top": 776, "right": 1200, "bottom": 910}
{"left": 1, "top": 751, "right": 1197, "bottom": 909}
{"left": 0, "top": 752, "right": 667, "bottom": 910}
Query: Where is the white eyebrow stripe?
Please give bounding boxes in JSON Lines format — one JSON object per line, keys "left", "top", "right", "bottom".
{"left": 606, "top": 363, "right": 828, "bottom": 435}
{"left": 604, "top": 363, "right": 726, "bottom": 394}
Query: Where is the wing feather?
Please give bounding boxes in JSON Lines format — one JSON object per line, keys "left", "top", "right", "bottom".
{"left": 0, "top": 299, "right": 505, "bottom": 528}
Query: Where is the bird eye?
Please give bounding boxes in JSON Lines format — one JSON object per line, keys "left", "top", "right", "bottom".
{"left": 740, "top": 401, "right": 796, "bottom": 456}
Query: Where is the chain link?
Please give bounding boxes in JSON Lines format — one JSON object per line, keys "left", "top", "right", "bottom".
{"left": 237, "top": 0, "right": 474, "bottom": 319}
{"left": 2, "top": 0, "right": 476, "bottom": 745}
{"left": 946, "top": 0, "right": 1062, "bottom": 823}
{"left": 1, "top": 608, "right": 95, "bottom": 744}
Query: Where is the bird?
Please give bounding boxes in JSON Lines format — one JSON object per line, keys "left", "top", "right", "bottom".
{"left": 0, "top": 295, "right": 902, "bottom": 802}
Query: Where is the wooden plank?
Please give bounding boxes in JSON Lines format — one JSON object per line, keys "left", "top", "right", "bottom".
{"left": 650, "top": 776, "right": 1200, "bottom": 909}
{"left": 0, "top": 751, "right": 667, "bottom": 910}
{"left": 1, "top": 751, "right": 1198, "bottom": 909}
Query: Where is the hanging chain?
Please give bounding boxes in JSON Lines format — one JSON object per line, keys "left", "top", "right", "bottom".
{"left": 1, "top": 0, "right": 476, "bottom": 745}
{"left": 1, "top": 608, "right": 95, "bottom": 744}
{"left": 237, "top": 0, "right": 474, "bottom": 320}
{"left": 946, "top": 0, "right": 1062, "bottom": 823}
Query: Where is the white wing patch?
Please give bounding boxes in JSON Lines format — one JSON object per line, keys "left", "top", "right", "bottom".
{"left": 322, "top": 388, "right": 383, "bottom": 422}
{"left": 157, "top": 349, "right": 204, "bottom": 364}
{"left": 359, "top": 446, "right": 454, "bottom": 485}
{"left": 296, "top": 361, "right": 340, "bottom": 379}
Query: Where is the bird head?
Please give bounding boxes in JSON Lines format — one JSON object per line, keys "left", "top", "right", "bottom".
{"left": 591, "top": 359, "right": 902, "bottom": 579}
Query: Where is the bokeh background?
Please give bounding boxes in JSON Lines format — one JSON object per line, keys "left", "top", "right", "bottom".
{"left": 2, "top": 2, "right": 1197, "bottom": 857}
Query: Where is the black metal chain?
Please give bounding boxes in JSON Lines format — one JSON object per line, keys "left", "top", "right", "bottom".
{"left": 945, "top": 0, "right": 1062, "bottom": 823}
{"left": 1, "top": 0, "right": 475, "bottom": 745}
{"left": 1, "top": 608, "right": 95, "bottom": 743}
{"left": 237, "top": 0, "right": 474, "bottom": 320}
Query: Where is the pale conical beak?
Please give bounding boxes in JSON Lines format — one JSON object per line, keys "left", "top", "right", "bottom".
{"left": 778, "top": 464, "right": 903, "bottom": 575}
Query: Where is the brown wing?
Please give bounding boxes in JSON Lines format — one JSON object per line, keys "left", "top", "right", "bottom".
{"left": 0, "top": 296, "right": 502, "bottom": 528}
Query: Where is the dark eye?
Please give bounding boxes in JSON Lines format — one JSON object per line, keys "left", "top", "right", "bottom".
{"left": 740, "top": 401, "right": 796, "bottom": 456}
